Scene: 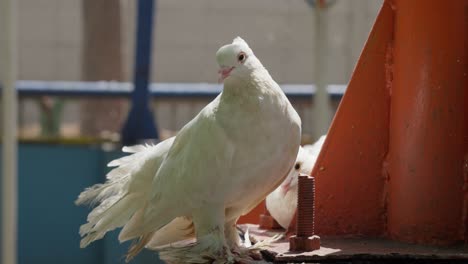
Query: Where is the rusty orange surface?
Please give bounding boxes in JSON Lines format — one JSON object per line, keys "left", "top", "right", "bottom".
{"left": 240, "top": 1, "right": 394, "bottom": 234}
{"left": 387, "top": 0, "right": 468, "bottom": 245}
{"left": 241, "top": 0, "right": 468, "bottom": 246}
{"left": 309, "top": 1, "right": 394, "bottom": 236}
{"left": 238, "top": 201, "right": 264, "bottom": 224}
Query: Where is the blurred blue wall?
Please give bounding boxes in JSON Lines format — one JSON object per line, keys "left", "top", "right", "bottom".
{"left": 0, "top": 144, "right": 162, "bottom": 264}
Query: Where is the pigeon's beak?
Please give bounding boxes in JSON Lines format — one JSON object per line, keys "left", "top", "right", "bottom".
{"left": 218, "top": 66, "right": 234, "bottom": 83}
{"left": 280, "top": 182, "right": 291, "bottom": 195}
{"left": 280, "top": 176, "right": 294, "bottom": 195}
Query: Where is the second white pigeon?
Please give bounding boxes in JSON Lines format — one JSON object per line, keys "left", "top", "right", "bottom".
{"left": 266, "top": 135, "right": 326, "bottom": 230}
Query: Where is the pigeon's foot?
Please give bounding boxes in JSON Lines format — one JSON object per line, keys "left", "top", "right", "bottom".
{"left": 157, "top": 242, "right": 272, "bottom": 264}
{"left": 230, "top": 225, "right": 283, "bottom": 263}
{"left": 158, "top": 239, "right": 235, "bottom": 264}
{"left": 233, "top": 256, "right": 271, "bottom": 264}
{"left": 249, "top": 233, "right": 283, "bottom": 250}
{"left": 231, "top": 247, "right": 265, "bottom": 264}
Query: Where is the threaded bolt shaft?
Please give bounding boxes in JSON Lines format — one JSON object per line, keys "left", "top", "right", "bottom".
{"left": 289, "top": 174, "right": 320, "bottom": 252}
{"left": 296, "top": 175, "right": 315, "bottom": 236}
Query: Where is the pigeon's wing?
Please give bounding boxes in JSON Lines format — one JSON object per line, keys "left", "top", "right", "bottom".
{"left": 153, "top": 112, "right": 236, "bottom": 206}
{"left": 76, "top": 137, "right": 175, "bottom": 248}
{"left": 119, "top": 99, "right": 236, "bottom": 241}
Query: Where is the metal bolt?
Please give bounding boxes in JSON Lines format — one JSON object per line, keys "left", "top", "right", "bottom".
{"left": 289, "top": 174, "right": 321, "bottom": 251}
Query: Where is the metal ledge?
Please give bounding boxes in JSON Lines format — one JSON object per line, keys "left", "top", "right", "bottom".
{"left": 240, "top": 224, "right": 468, "bottom": 263}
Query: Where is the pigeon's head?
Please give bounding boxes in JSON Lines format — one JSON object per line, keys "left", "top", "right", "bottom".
{"left": 215, "top": 37, "right": 263, "bottom": 83}
{"left": 280, "top": 147, "right": 315, "bottom": 195}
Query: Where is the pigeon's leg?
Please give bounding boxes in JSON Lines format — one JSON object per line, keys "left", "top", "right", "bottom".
{"left": 192, "top": 206, "right": 234, "bottom": 263}
{"left": 224, "top": 218, "right": 264, "bottom": 262}
{"left": 224, "top": 218, "right": 241, "bottom": 251}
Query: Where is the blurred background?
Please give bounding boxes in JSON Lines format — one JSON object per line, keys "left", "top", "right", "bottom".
{"left": 12, "top": 0, "right": 382, "bottom": 142}
{"left": 1, "top": 0, "right": 382, "bottom": 263}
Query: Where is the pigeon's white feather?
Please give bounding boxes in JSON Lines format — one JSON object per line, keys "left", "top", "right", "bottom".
{"left": 119, "top": 37, "right": 301, "bottom": 243}
{"left": 122, "top": 144, "right": 148, "bottom": 153}
{"left": 75, "top": 137, "right": 175, "bottom": 248}
{"left": 303, "top": 135, "right": 326, "bottom": 157}
{"left": 146, "top": 217, "right": 194, "bottom": 249}
{"left": 107, "top": 154, "right": 138, "bottom": 167}
{"left": 266, "top": 135, "right": 326, "bottom": 229}
{"left": 77, "top": 37, "right": 301, "bottom": 263}
{"left": 79, "top": 193, "right": 141, "bottom": 248}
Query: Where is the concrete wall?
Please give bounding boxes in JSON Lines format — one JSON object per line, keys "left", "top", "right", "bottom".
{"left": 16, "top": 0, "right": 382, "bottom": 84}
{"left": 11, "top": 0, "right": 383, "bottom": 139}
{"left": 17, "top": 0, "right": 82, "bottom": 81}
{"left": 148, "top": 0, "right": 383, "bottom": 84}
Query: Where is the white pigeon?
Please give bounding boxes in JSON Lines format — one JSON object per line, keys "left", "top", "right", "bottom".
{"left": 76, "top": 37, "right": 301, "bottom": 263}
{"left": 265, "top": 135, "right": 326, "bottom": 230}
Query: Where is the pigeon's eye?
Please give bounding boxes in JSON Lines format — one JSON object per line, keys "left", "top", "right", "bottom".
{"left": 295, "top": 163, "right": 301, "bottom": 170}
{"left": 237, "top": 53, "right": 246, "bottom": 63}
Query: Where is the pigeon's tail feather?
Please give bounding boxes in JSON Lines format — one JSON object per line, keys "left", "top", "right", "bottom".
{"left": 118, "top": 202, "right": 176, "bottom": 243}
{"left": 75, "top": 148, "right": 149, "bottom": 206}
{"left": 76, "top": 140, "right": 171, "bottom": 248}
{"left": 125, "top": 232, "right": 154, "bottom": 262}
{"left": 122, "top": 144, "right": 151, "bottom": 153}
{"left": 123, "top": 216, "right": 194, "bottom": 260}
{"left": 75, "top": 138, "right": 177, "bottom": 256}
{"left": 146, "top": 217, "right": 195, "bottom": 249}
{"left": 75, "top": 180, "right": 124, "bottom": 207}
{"left": 79, "top": 193, "right": 142, "bottom": 248}
{"left": 107, "top": 145, "right": 151, "bottom": 168}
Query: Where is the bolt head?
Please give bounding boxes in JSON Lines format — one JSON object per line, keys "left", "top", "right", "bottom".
{"left": 289, "top": 235, "right": 321, "bottom": 252}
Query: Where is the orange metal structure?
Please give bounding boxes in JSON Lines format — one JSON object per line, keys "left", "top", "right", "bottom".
{"left": 310, "top": 1, "right": 393, "bottom": 237}
{"left": 241, "top": 0, "right": 468, "bottom": 246}
{"left": 387, "top": 0, "right": 468, "bottom": 244}
{"left": 313, "top": 0, "right": 468, "bottom": 245}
